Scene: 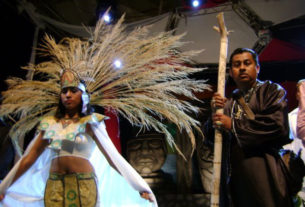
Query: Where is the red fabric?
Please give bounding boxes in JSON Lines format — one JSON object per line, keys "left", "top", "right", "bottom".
{"left": 259, "top": 38, "right": 305, "bottom": 62}
{"left": 104, "top": 108, "right": 121, "bottom": 153}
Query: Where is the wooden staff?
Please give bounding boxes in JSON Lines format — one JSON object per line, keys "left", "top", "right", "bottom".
{"left": 211, "top": 12, "right": 229, "bottom": 207}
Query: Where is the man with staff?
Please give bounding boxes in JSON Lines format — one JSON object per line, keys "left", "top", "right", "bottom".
{"left": 207, "top": 47, "right": 293, "bottom": 207}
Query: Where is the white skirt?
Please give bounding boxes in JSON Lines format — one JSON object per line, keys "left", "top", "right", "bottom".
{"left": 0, "top": 122, "right": 156, "bottom": 207}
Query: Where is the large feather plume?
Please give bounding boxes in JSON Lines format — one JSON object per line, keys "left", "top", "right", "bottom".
{"left": 0, "top": 14, "right": 209, "bottom": 155}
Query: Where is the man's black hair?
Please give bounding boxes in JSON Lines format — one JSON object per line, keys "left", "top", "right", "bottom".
{"left": 229, "top": 48, "right": 260, "bottom": 67}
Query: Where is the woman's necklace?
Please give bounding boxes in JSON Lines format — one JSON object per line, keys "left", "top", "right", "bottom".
{"left": 61, "top": 117, "right": 80, "bottom": 128}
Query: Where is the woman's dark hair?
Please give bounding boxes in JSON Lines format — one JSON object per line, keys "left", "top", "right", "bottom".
{"left": 54, "top": 98, "right": 93, "bottom": 119}
{"left": 229, "top": 48, "right": 260, "bottom": 67}
{"left": 55, "top": 82, "right": 94, "bottom": 119}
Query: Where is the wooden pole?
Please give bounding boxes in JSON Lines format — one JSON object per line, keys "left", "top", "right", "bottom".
{"left": 211, "top": 12, "right": 229, "bottom": 207}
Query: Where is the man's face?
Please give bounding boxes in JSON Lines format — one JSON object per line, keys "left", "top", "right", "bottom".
{"left": 229, "top": 52, "right": 260, "bottom": 90}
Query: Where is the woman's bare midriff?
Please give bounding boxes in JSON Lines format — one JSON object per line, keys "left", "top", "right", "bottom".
{"left": 50, "top": 156, "right": 94, "bottom": 174}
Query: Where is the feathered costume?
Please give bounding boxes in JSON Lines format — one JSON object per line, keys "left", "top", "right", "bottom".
{"left": 0, "top": 14, "right": 209, "bottom": 207}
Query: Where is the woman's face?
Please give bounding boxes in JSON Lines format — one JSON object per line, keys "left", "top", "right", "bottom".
{"left": 60, "top": 87, "right": 82, "bottom": 111}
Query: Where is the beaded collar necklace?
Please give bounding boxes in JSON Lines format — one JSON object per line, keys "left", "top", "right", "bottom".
{"left": 61, "top": 117, "right": 80, "bottom": 128}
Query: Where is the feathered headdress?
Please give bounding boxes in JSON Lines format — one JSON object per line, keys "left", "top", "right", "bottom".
{"left": 0, "top": 14, "right": 209, "bottom": 155}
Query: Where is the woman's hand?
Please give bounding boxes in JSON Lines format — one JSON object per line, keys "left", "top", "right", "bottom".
{"left": 140, "top": 191, "right": 153, "bottom": 202}
{"left": 0, "top": 194, "right": 5, "bottom": 201}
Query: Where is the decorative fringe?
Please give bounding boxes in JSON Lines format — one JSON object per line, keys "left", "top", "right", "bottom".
{"left": 0, "top": 14, "right": 210, "bottom": 156}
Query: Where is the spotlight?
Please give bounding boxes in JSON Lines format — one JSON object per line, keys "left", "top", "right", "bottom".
{"left": 103, "top": 13, "right": 111, "bottom": 23}
{"left": 192, "top": 0, "right": 201, "bottom": 8}
{"left": 96, "top": 0, "right": 117, "bottom": 23}
{"left": 114, "top": 59, "right": 122, "bottom": 69}
{"left": 182, "top": 0, "right": 206, "bottom": 9}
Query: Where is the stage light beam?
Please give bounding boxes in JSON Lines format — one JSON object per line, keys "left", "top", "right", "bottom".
{"left": 103, "top": 14, "right": 111, "bottom": 23}
{"left": 192, "top": 0, "right": 201, "bottom": 8}
{"left": 114, "top": 59, "right": 122, "bottom": 69}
